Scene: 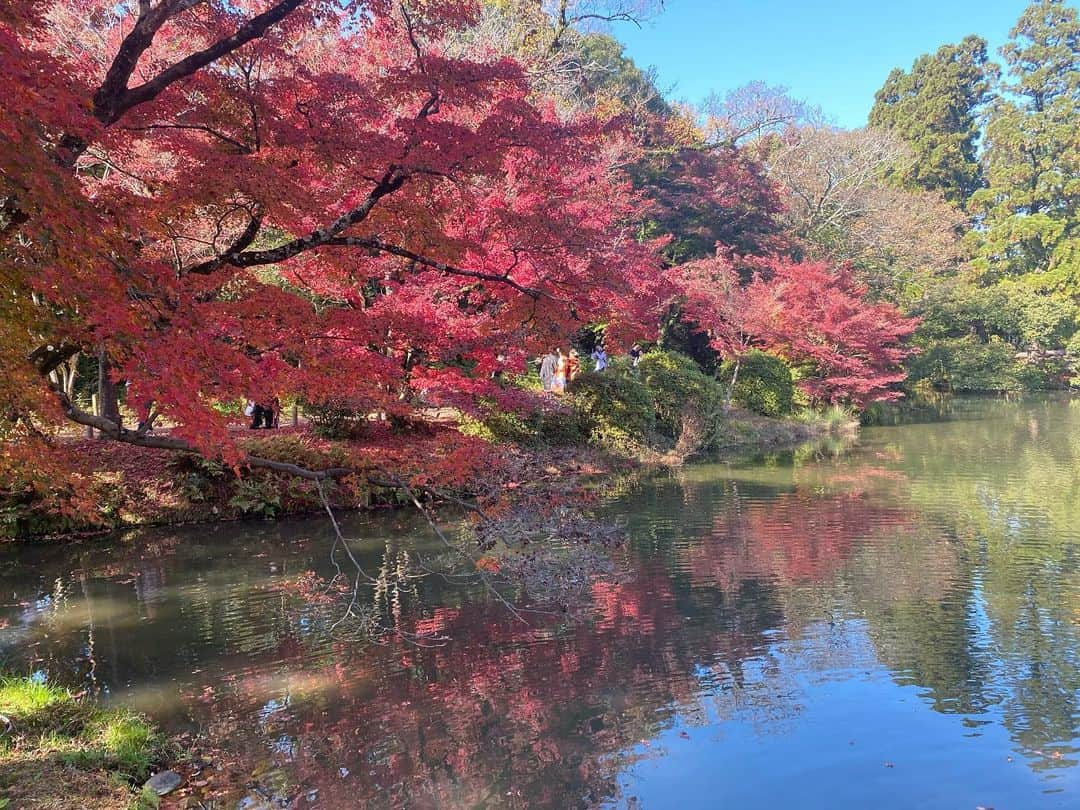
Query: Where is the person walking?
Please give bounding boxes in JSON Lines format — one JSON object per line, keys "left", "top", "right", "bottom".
{"left": 567, "top": 349, "right": 581, "bottom": 382}
{"left": 248, "top": 400, "right": 266, "bottom": 429}
{"left": 539, "top": 349, "right": 558, "bottom": 392}
{"left": 591, "top": 345, "right": 608, "bottom": 372}
{"left": 629, "top": 343, "right": 642, "bottom": 369}
{"left": 552, "top": 348, "right": 567, "bottom": 394}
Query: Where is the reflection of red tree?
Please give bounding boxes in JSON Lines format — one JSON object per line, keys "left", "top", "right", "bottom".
{"left": 685, "top": 490, "right": 911, "bottom": 588}
{"left": 185, "top": 568, "right": 715, "bottom": 809}
{"left": 178, "top": 483, "right": 917, "bottom": 808}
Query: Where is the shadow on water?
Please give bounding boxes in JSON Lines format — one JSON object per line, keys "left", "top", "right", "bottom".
{"left": 0, "top": 396, "right": 1078, "bottom": 808}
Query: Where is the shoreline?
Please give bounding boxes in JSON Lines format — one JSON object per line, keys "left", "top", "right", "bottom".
{"left": 3, "top": 409, "right": 852, "bottom": 543}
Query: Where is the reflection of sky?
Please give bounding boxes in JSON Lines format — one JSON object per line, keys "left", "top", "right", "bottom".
{"left": 270, "top": 735, "right": 297, "bottom": 759}
{"left": 0, "top": 398, "right": 1076, "bottom": 807}
{"left": 615, "top": 620, "right": 1078, "bottom": 809}
{"left": 258, "top": 696, "right": 290, "bottom": 722}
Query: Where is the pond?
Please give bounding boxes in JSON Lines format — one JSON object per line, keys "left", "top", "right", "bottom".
{"left": 2, "top": 396, "right": 1079, "bottom": 808}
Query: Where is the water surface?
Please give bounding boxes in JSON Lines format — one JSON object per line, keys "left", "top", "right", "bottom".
{"left": 2, "top": 396, "right": 1078, "bottom": 808}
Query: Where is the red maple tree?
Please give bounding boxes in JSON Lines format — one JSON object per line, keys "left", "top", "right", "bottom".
{"left": 1, "top": 0, "right": 661, "bottom": 477}
{"left": 674, "top": 252, "right": 918, "bottom": 405}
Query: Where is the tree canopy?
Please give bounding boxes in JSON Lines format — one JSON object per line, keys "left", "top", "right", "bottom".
{"left": 1, "top": 0, "right": 667, "bottom": 472}
{"left": 970, "top": 0, "right": 1080, "bottom": 286}
{"left": 869, "top": 35, "right": 996, "bottom": 204}
{"left": 7, "top": 0, "right": 1078, "bottom": 513}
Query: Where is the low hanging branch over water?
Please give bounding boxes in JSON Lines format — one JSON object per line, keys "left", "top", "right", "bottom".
{"left": 55, "top": 389, "right": 354, "bottom": 481}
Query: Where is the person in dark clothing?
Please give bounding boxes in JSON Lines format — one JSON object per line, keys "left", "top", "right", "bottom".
{"left": 249, "top": 402, "right": 267, "bottom": 429}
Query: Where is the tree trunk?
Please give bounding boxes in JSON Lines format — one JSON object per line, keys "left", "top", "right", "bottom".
{"left": 725, "top": 357, "right": 741, "bottom": 409}
{"left": 97, "top": 350, "right": 122, "bottom": 433}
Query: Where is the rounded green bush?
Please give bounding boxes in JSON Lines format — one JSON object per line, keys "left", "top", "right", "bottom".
{"left": 719, "top": 350, "right": 794, "bottom": 417}
{"left": 461, "top": 401, "right": 587, "bottom": 448}
{"left": 569, "top": 370, "right": 655, "bottom": 447}
{"left": 906, "top": 336, "right": 1023, "bottom": 392}
{"left": 636, "top": 350, "right": 724, "bottom": 437}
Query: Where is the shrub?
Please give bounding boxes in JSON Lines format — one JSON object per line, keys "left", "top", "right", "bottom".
{"left": 239, "top": 434, "right": 351, "bottom": 471}
{"left": 538, "top": 407, "right": 590, "bottom": 446}
{"left": 907, "top": 336, "right": 1023, "bottom": 392}
{"left": 1068, "top": 332, "right": 1080, "bottom": 387}
{"left": 228, "top": 478, "right": 283, "bottom": 518}
{"left": 568, "top": 370, "right": 655, "bottom": 453}
{"left": 460, "top": 401, "right": 587, "bottom": 448}
{"left": 304, "top": 398, "right": 369, "bottom": 439}
{"left": 166, "top": 453, "right": 231, "bottom": 503}
{"left": 637, "top": 350, "right": 724, "bottom": 439}
{"left": 0, "top": 470, "right": 124, "bottom": 539}
{"left": 719, "top": 350, "right": 794, "bottom": 417}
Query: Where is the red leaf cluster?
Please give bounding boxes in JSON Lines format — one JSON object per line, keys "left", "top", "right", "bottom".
{"left": 674, "top": 253, "right": 918, "bottom": 405}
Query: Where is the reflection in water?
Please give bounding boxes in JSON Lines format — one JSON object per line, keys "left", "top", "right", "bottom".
{"left": 0, "top": 396, "right": 1078, "bottom": 807}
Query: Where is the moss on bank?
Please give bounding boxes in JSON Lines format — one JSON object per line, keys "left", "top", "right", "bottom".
{"left": 0, "top": 676, "right": 170, "bottom": 809}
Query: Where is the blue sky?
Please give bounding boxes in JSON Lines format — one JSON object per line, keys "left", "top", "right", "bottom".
{"left": 610, "top": 0, "right": 1049, "bottom": 128}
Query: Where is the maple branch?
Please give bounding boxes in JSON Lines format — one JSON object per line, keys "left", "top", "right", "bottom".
{"left": 42, "top": 363, "right": 498, "bottom": 507}
{"left": 29, "top": 344, "right": 82, "bottom": 377}
{"left": 93, "top": 0, "right": 181, "bottom": 123}
{"left": 185, "top": 207, "right": 263, "bottom": 274}
{"left": 53, "top": 387, "right": 352, "bottom": 480}
{"left": 44, "top": 379, "right": 489, "bottom": 513}
{"left": 399, "top": 4, "right": 425, "bottom": 72}
{"left": 325, "top": 237, "right": 545, "bottom": 300}
{"left": 122, "top": 123, "right": 252, "bottom": 153}
{"left": 95, "top": 0, "right": 307, "bottom": 125}
{"left": 195, "top": 169, "right": 407, "bottom": 271}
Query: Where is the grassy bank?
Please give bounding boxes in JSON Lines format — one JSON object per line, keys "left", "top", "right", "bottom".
{"left": 709, "top": 405, "right": 858, "bottom": 456}
{"left": 0, "top": 676, "right": 170, "bottom": 809}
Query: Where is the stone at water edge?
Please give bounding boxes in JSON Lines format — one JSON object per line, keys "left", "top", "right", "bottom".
{"left": 144, "top": 770, "right": 183, "bottom": 796}
{"left": 236, "top": 792, "right": 286, "bottom": 809}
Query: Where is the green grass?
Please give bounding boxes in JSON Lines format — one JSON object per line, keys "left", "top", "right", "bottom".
{"left": 0, "top": 676, "right": 70, "bottom": 719}
{"left": 793, "top": 404, "right": 857, "bottom": 430}
{"left": 0, "top": 674, "right": 168, "bottom": 785}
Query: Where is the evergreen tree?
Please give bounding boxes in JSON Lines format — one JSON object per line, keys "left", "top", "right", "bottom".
{"left": 870, "top": 35, "right": 996, "bottom": 203}
{"left": 970, "top": 0, "right": 1080, "bottom": 285}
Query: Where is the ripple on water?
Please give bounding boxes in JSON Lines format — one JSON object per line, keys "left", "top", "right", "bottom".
{"left": 0, "top": 397, "right": 1078, "bottom": 807}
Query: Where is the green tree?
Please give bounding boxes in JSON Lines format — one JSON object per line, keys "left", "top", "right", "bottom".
{"left": 969, "top": 0, "right": 1080, "bottom": 284}
{"left": 870, "top": 35, "right": 997, "bottom": 203}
